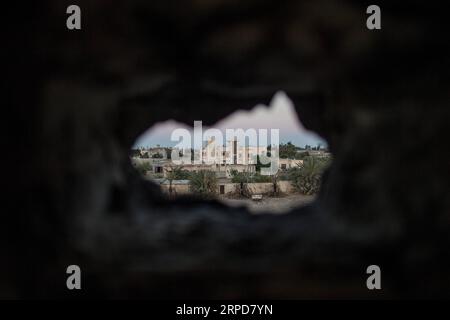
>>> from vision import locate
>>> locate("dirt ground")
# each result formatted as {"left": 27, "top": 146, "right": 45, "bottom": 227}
{"left": 220, "top": 194, "right": 316, "bottom": 214}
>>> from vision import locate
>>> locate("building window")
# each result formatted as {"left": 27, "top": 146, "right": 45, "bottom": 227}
{"left": 219, "top": 185, "right": 225, "bottom": 195}
{"left": 281, "top": 164, "right": 287, "bottom": 170}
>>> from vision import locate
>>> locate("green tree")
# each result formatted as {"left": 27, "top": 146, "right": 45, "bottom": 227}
{"left": 288, "top": 156, "right": 330, "bottom": 195}
{"left": 189, "top": 170, "right": 217, "bottom": 198}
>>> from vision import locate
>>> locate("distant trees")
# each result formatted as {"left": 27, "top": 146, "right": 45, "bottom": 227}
{"left": 279, "top": 142, "right": 299, "bottom": 159}
{"left": 279, "top": 142, "right": 325, "bottom": 159}
{"left": 304, "top": 144, "right": 323, "bottom": 151}
{"left": 288, "top": 156, "right": 330, "bottom": 195}
{"left": 189, "top": 170, "right": 217, "bottom": 197}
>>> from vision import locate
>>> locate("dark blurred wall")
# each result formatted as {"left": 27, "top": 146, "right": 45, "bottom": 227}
{"left": 2, "top": 0, "right": 450, "bottom": 298}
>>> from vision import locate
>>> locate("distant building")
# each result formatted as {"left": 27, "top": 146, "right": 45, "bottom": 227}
{"left": 202, "top": 138, "right": 268, "bottom": 165}
{"left": 307, "top": 150, "right": 331, "bottom": 158}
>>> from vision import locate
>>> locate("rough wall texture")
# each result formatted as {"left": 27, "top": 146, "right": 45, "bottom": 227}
{"left": 3, "top": 0, "right": 450, "bottom": 298}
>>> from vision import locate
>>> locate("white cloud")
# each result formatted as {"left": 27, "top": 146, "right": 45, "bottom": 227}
{"left": 133, "top": 91, "right": 326, "bottom": 148}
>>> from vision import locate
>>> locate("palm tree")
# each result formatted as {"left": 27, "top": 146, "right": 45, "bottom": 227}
{"left": 164, "top": 165, "right": 188, "bottom": 196}
{"left": 271, "top": 172, "right": 280, "bottom": 196}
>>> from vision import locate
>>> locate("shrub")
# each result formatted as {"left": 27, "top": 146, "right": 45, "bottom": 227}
{"left": 133, "top": 161, "right": 152, "bottom": 174}
{"left": 252, "top": 173, "right": 272, "bottom": 183}
{"left": 230, "top": 169, "right": 252, "bottom": 183}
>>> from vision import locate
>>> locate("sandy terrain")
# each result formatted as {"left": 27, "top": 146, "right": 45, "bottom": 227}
{"left": 220, "top": 194, "right": 316, "bottom": 214}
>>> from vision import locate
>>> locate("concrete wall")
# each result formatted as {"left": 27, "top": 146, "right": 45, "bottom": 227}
{"left": 246, "top": 183, "right": 274, "bottom": 194}
{"left": 159, "top": 181, "right": 296, "bottom": 196}
{"left": 160, "top": 184, "right": 190, "bottom": 195}
{"left": 216, "top": 181, "right": 296, "bottom": 196}
{"left": 278, "top": 181, "right": 295, "bottom": 194}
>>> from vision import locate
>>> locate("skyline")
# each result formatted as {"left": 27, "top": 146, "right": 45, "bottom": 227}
{"left": 133, "top": 91, "right": 327, "bottom": 149}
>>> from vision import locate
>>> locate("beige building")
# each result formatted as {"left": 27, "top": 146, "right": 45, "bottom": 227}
{"left": 202, "top": 138, "right": 268, "bottom": 165}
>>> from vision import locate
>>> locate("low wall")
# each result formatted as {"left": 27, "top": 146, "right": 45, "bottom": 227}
{"left": 278, "top": 181, "right": 295, "bottom": 194}
{"left": 160, "top": 184, "right": 190, "bottom": 195}
{"left": 217, "top": 181, "right": 296, "bottom": 195}
{"left": 246, "top": 183, "right": 273, "bottom": 194}
{"left": 160, "top": 181, "right": 297, "bottom": 196}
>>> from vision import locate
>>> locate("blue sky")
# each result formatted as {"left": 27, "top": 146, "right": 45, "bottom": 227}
{"left": 133, "top": 91, "right": 326, "bottom": 148}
